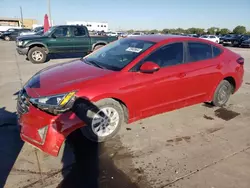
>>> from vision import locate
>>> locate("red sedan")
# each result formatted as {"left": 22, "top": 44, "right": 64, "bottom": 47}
{"left": 17, "top": 35, "right": 244, "bottom": 156}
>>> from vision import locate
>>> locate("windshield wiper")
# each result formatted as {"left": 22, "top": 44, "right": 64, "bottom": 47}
{"left": 81, "top": 58, "right": 106, "bottom": 69}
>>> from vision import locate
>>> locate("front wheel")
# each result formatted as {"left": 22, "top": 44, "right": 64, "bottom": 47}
{"left": 76, "top": 99, "right": 124, "bottom": 142}
{"left": 4, "top": 36, "right": 10, "bottom": 41}
{"left": 212, "top": 80, "right": 233, "bottom": 107}
{"left": 93, "top": 44, "right": 105, "bottom": 51}
{"left": 27, "top": 47, "right": 47, "bottom": 64}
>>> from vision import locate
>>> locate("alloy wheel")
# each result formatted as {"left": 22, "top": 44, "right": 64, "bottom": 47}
{"left": 31, "top": 51, "right": 43, "bottom": 61}
{"left": 91, "top": 107, "right": 120, "bottom": 137}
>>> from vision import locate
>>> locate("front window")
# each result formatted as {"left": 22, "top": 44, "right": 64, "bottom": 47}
{"left": 83, "top": 38, "right": 155, "bottom": 71}
{"left": 142, "top": 42, "right": 184, "bottom": 67}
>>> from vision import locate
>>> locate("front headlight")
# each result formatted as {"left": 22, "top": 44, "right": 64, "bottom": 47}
{"left": 17, "top": 40, "right": 23, "bottom": 46}
{"left": 30, "top": 91, "right": 76, "bottom": 115}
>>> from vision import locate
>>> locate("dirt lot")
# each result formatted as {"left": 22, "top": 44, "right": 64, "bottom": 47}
{"left": 0, "top": 41, "right": 250, "bottom": 188}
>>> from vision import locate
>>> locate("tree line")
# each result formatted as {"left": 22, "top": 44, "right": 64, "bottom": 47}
{"left": 127, "top": 25, "right": 250, "bottom": 35}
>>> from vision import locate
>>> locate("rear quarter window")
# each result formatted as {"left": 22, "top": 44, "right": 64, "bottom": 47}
{"left": 212, "top": 46, "right": 222, "bottom": 57}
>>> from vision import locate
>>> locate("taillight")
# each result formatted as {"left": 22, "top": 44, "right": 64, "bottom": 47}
{"left": 237, "top": 57, "right": 244, "bottom": 65}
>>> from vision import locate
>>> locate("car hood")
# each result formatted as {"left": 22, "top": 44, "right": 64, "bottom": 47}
{"left": 17, "top": 35, "right": 45, "bottom": 40}
{"left": 21, "top": 32, "right": 36, "bottom": 35}
{"left": 24, "top": 59, "right": 114, "bottom": 97}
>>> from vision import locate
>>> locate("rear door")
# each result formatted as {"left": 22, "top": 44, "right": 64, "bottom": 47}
{"left": 71, "top": 26, "right": 91, "bottom": 54}
{"left": 46, "top": 26, "right": 75, "bottom": 53}
{"left": 181, "top": 41, "right": 222, "bottom": 105}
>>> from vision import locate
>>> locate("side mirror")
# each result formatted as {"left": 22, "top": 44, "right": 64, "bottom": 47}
{"left": 139, "top": 61, "right": 160, "bottom": 73}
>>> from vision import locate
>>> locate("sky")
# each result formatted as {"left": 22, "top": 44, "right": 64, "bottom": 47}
{"left": 0, "top": 0, "right": 249, "bottom": 31}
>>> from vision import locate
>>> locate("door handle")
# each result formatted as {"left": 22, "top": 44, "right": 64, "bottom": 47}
{"left": 178, "top": 72, "right": 186, "bottom": 78}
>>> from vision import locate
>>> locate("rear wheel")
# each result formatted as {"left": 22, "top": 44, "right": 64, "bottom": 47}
{"left": 212, "top": 80, "right": 233, "bottom": 107}
{"left": 75, "top": 99, "right": 124, "bottom": 142}
{"left": 28, "top": 47, "right": 47, "bottom": 64}
{"left": 232, "top": 40, "right": 239, "bottom": 47}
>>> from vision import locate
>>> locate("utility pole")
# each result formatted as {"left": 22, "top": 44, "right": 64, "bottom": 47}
{"left": 48, "top": 0, "right": 52, "bottom": 26}
{"left": 20, "top": 6, "right": 23, "bottom": 27}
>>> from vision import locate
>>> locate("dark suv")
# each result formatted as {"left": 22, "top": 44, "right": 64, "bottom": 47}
{"left": 234, "top": 35, "right": 250, "bottom": 47}
{"left": 0, "top": 28, "right": 31, "bottom": 41}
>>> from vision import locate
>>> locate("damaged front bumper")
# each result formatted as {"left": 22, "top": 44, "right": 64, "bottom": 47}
{"left": 18, "top": 104, "right": 85, "bottom": 157}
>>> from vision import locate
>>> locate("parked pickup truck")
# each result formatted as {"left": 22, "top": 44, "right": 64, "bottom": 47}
{"left": 16, "top": 25, "right": 118, "bottom": 64}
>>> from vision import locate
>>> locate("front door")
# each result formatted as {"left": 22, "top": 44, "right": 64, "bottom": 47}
{"left": 46, "top": 26, "right": 75, "bottom": 53}
{"left": 130, "top": 42, "right": 192, "bottom": 118}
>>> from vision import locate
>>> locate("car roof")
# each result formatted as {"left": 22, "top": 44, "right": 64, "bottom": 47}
{"left": 56, "top": 25, "right": 86, "bottom": 27}
{"left": 127, "top": 34, "right": 224, "bottom": 48}
{"left": 127, "top": 34, "right": 197, "bottom": 43}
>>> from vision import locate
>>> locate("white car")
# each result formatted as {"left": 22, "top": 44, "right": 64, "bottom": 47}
{"left": 200, "top": 35, "right": 220, "bottom": 43}
{"left": 127, "top": 32, "right": 144, "bottom": 37}
{"left": 106, "top": 32, "right": 118, "bottom": 37}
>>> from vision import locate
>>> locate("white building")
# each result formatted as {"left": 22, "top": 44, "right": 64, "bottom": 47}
{"left": 66, "top": 21, "right": 108, "bottom": 32}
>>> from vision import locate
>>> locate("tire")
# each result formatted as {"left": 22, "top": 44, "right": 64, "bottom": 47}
{"left": 93, "top": 44, "right": 105, "bottom": 51}
{"left": 4, "top": 36, "right": 10, "bottom": 41}
{"left": 75, "top": 99, "right": 124, "bottom": 142}
{"left": 232, "top": 40, "right": 239, "bottom": 47}
{"left": 27, "top": 47, "right": 47, "bottom": 64}
{"left": 212, "top": 80, "right": 233, "bottom": 107}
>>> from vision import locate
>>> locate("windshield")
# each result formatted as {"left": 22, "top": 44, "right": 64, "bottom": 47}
{"left": 35, "top": 30, "right": 44, "bottom": 35}
{"left": 83, "top": 38, "right": 155, "bottom": 71}
{"left": 43, "top": 26, "right": 55, "bottom": 36}
{"left": 34, "top": 27, "right": 43, "bottom": 32}
{"left": 201, "top": 35, "right": 208, "bottom": 38}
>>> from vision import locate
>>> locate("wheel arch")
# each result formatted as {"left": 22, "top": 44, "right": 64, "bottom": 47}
{"left": 27, "top": 43, "right": 49, "bottom": 53}
{"left": 80, "top": 95, "right": 130, "bottom": 124}
{"left": 111, "top": 97, "right": 129, "bottom": 124}
{"left": 207, "top": 75, "right": 237, "bottom": 102}
{"left": 91, "top": 41, "right": 107, "bottom": 51}
{"left": 223, "top": 76, "right": 236, "bottom": 93}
